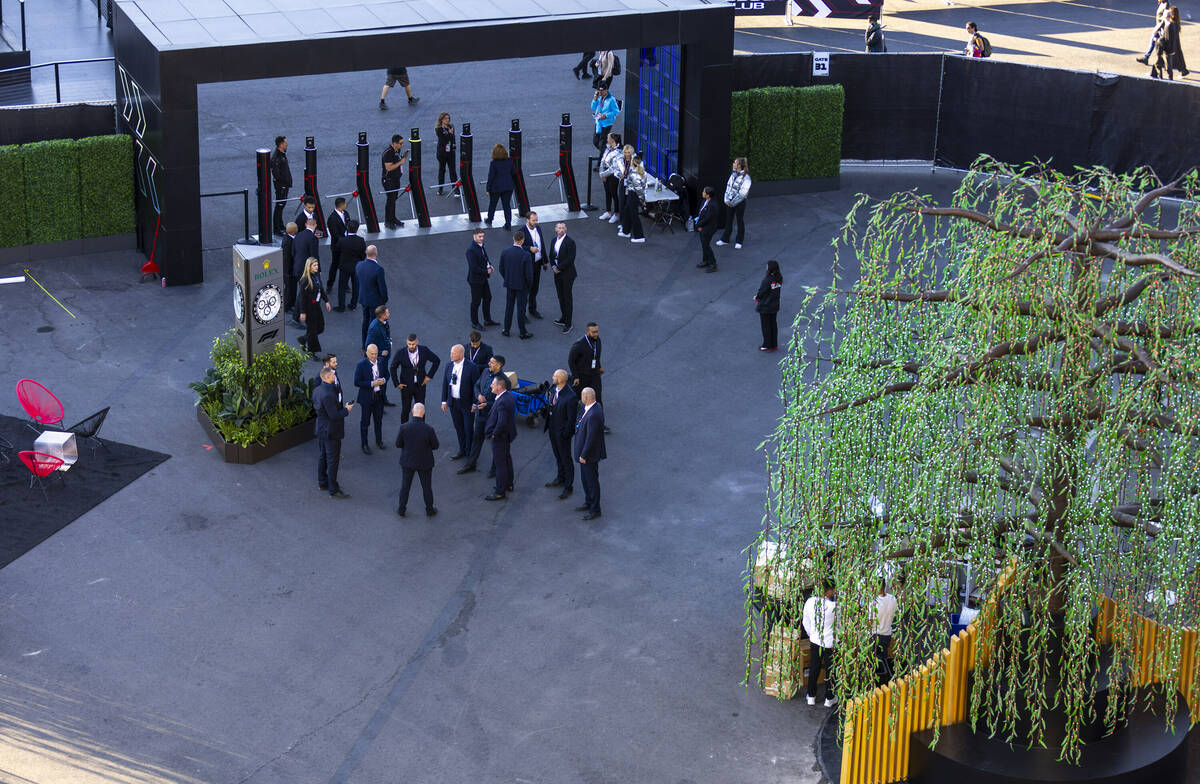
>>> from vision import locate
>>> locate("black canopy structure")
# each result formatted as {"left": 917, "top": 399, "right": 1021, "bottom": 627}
{"left": 110, "top": 0, "right": 734, "bottom": 285}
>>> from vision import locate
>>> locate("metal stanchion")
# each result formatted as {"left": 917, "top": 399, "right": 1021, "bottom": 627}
{"left": 408, "top": 127, "right": 432, "bottom": 228}
{"left": 302, "top": 136, "right": 326, "bottom": 235}
{"left": 559, "top": 113, "right": 582, "bottom": 212}
{"left": 509, "top": 119, "right": 530, "bottom": 218}
{"left": 459, "top": 123, "right": 481, "bottom": 222}
{"left": 255, "top": 148, "right": 272, "bottom": 243}
{"left": 583, "top": 155, "right": 599, "bottom": 211}
{"left": 356, "top": 132, "right": 380, "bottom": 233}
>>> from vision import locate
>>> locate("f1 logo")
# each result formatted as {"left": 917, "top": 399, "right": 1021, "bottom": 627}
{"left": 256, "top": 329, "right": 279, "bottom": 344}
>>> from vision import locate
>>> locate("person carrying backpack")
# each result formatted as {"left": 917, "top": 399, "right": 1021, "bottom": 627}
{"left": 865, "top": 14, "right": 886, "bottom": 53}
{"left": 964, "top": 22, "right": 992, "bottom": 57}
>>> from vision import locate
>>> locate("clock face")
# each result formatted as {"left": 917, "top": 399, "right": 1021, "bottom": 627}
{"left": 253, "top": 284, "right": 282, "bottom": 325}
{"left": 233, "top": 282, "right": 245, "bottom": 323}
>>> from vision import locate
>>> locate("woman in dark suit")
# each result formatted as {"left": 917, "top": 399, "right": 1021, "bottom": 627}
{"left": 298, "top": 256, "right": 332, "bottom": 358}
{"left": 755, "top": 259, "right": 782, "bottom": 352}
{"left": 485, "top": 143, "right": 516, "bottom": 230}
{"left": 435, "top": 112, "right": 458, "bottom": 196}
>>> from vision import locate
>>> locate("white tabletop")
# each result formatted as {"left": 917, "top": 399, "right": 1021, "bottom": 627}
{"left": 643, "top": 175, "right": 680, "bottom": 204}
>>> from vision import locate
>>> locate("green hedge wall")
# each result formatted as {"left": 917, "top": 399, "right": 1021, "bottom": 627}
{"left": 0, "top": 134, "right": 133, "bottom": 249}
{"left": 24, "top": 139, "right": 81, "bottom": 244}
{"left": 79, "top": 135, "right": 136, "bottom": 238}
{"left": 0, "top": 146, "right": 25, "bottom": 248}
{"left": 730, "top": 85, "right": 845, "bottom": 182}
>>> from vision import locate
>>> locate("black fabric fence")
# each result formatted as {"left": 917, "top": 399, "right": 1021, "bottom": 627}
{"left": 734, "top": 52, "right": 1200, "bottom": 181}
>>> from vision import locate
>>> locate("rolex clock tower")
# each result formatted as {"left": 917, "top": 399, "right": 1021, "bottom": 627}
{"left": 232, "top": 244, "right": 286, "bottom": 366}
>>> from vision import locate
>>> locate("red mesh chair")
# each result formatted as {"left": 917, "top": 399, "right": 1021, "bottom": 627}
{"left": 18, "top": 450, "right": 65, "bottom": 499}
{"left": 16, "top": 379, "right": 65, "bottom": 432}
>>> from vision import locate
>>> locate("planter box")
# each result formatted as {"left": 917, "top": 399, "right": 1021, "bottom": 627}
{"left": 0, "top": 232, "right": 136, "bottom": 263}
{"left": 197, "top": 405, "right": 315, "bottom": 464}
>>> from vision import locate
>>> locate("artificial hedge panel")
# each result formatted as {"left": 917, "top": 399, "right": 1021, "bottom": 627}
{"left": 730, "top": 90, "right": 749, "bottom": 161}
{"left": 0, "top": 146, "right": 26, "bottom": 248}
{"left": 78, "top": 135, "right": 135, "bottom": 238}
{"left": 24, "top": 139, "right": 81, "bottom": 244}
{"left": 747, "top": 87, "right": 798, "bottom": 181}
{"left": 794, "top": 84, "right": 844, "bottom": 179}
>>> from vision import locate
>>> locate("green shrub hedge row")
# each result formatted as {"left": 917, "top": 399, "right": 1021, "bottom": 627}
{"left": 0, "top": 134, "right": 134, "bottom": 248}
{"left": 731, "top": 85, "right": 845, "bottom": 181}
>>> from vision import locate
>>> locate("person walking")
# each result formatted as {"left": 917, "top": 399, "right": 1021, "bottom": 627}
{"left": 573, "top": 387, "right": 605, "bottom": 520}
{"left": 717, "top": 157, "right": 752, "bottom": 249}
{"left": 435, "top": 113, "right": 458, "bottom": 196}
{"left": 617, "top": 155, "right": 647, "bottom": 243}
{"left": 1169, "top": 6, "right": 1189, "bottom": 75}
{"left": 381, "top": 135, "right": 410, "bottom": 230}
{"left": 1138, "top": 0, "right": 1172, "bottom": 65}
{"left": 354, "top": 343, "right": 388, "bottom": 454}
{"left": 802, "top": 581, "right": 839, "bottom": 708}
{"left": 379, "top": 67, "right": 418, "bottom": 109}
{"left": 483, "top": 375, "right": 517, "bottom": 500}
{"left": 389, "top": 334, "right": 441, "bottom": 424}
{"left": 695, "top": 186, "right": 718, "bottom": 273}
{"left": 572, "top": 51, "right": 595, "bottom": 81}
{"left": 297, "top": 257, "right": 331, "bottom": 358}
{"left": 544, "top": 369, "right": 578, "bottom": 499}
{"left": 485, "top": 144, "right": 517, "bottom": 230}
{"left": 1152, "top": 7, "right": 1184, "bottom": 78}
{"left": 591, "top": 50, "right": 617, "bottom": 90}
{"left": 590, "top": 85, "right": 621, "bottom": 154}
{"left": 597, "top": 133, "right": 623, "bottom": 222}
{"left": 963, "top": 22, "right": 989, "bottom": 57}
{"left": 335, "top": 219, "right": 365, "bottom": 311}
{"left": 755, "top": 260, "right": 783, "bottom": 352}
{"left": 499, "top": 230, "right": 534, "bottom": 339}
{"left": 466, "top": 228, "right": 498, "bottom": 330}
{"left": 394, "top": 403, "right": 439, "bottom": 517}
{"left": 441, "top": 344, "right": 480, "bottom": 460}
{"left": 872, "top": 580, "right": 899, "bottom": 686}
{"left": 548, "top": 222, "right": 577, "bottom": 334}
{"left": 865, "top": 14, "right": 886, "bottom": 52}
{"left": 356, "top": 245, "right": 388, "bottom": 348}
{"left": 314, "top": 366, "right": 353, "bottom": 499}
{"left": 458, "top": 353, "right": 505, "bottom": 476}
{"left": 269, "top": 136, "right": 292, "bottom": 235}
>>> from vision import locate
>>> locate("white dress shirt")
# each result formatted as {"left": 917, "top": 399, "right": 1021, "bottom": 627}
{"left": 450, "top": 359, "right": 465, "bottom": 399}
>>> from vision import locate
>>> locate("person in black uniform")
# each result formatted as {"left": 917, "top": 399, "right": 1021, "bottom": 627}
{"left": 458, "top": 353, "right": 504, "bottom": 476}
{"left": 440, "top": 344, "right": 480, "bottom": 460}
{"left": 389, "top": 334, "right": 441, "bottom": 424}
{"left": 467, "top": 330, "right": 493, "bottom": 370}
{"left": 521, "top": 211, "right": 547, "bottom": 320}
{"left": 395, "top": 403, "right": 439, "bottom": 517}
{"left": 569, "top": 322, "right": 609, "bottom": 432}
{"left": 382, "top": 134, "right": 410, "bottom": 229}
{"left": 292, "top": 218, "right": 319, "bottom": 322}
{"left": 270, "top": 136, "right": 291, "bottom": 234}
{"left": 435, "top": 112, "right": 458, "bottom": 196}
{"left": 335, "top": 219, "right": 365, "bottom": 311}
{"left": 548, "top": 222, "right": 577, "bottom": 334}
{"left": 314, "top": 366, "right": 354, "bottom": 498}
{"left": 466, "top": 228, "right": 497, "bottom": 330}
{"left": 297, "top": 257, "right": 331, "bottom": 357}
{"left": 326, "top": 196, "right": 349, "bottom": 298}
{"left": 543, "top": 369, "right": 578, "bottom": 499}
{"left": 695, "top": 186, "right": 719, "bottom": 273}
{"left": 281, "top": 221, "right": 299, "bottom": 315}
{"left": 755, "top": 259, "right": 783, "bottom": 352}
{"left": 294, "top": 196, "right": 318, "bottom": 237}
{"left": 483, "top": 375, "right": 517, "bottom": 500}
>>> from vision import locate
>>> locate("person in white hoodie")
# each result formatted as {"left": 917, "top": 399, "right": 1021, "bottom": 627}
{"left": 802, "top": 580, "right": 838, "bottom": 707}
{"left": 716, "top": 157, "right": 752, "bottom": 249}
{"left": 871, "top": 580, "right": 899, "bottom": 686}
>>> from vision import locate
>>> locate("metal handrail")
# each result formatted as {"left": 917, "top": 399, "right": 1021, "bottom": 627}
{"left": 0, "top": 57, "right": 116, "bottom": 104}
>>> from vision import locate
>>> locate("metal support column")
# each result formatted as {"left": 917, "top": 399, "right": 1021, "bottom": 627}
{"left": 355, "top": 132, "right": 380, "bottom": 233}
{"left": 302, "top": 136, "right": 326, "bottom": 234}
{"left": 559, "top": 113, "right": 582, "bottom": 212}
{"left": 255, "top": 148, "right": 272, "bottom": 243}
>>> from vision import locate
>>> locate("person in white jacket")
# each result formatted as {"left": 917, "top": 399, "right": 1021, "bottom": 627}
{"left": 801, "top": 580, "right": 838, "bottom": 707}
{"left": 717, "top": 157, "right": 752, "bottom": 249}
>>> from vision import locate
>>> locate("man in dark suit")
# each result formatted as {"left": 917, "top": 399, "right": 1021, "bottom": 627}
{"left": 314, "top": 366, "right": 354, "bottom": 498}
{"left": 695, "top": 185, "right": 719, "bottom": 273}
{"left": 270, "top": 136, "right": 292, "bottom": 235}
{"left": 326, "top": 196, "right": 349, "bottom": 298}
{"left": 390, "top": 333, "right": 441, "bottom": 424}
{"left": 394, "top": 402, "right": 439, "bottom": 517}
{"left": 356, "top": 244, "right": 388, "bottom": 347}
{"left": 458, "top": 353, "right": 505, "bottom": 476}
{"left": 354, "top": 343, "right": 388, "bottom": 454}
{"left": 281, "top": 221, "right": 299, "bottom": 316}
{"left": 569, "top": 322, "right": 607, "bottom": 427}
{"left": 499, "top": 230, "right": 534, "bottom": 339}
{"left": 520, "top": 211, "right": 547, "bottom": 320}
{"left": 548, "top": 222, "right": 578, "bottom": 334}
{"left": 466, "top": 228, "right": 497, "bottom": 330}
{"left": 441, "top": 343, "right": 480, "bottom": 459}
{"left": 467, "top": 330, "right": 493, "bottom": 370}
{"left": 544, "top": 369, "right": 578, "bottom": 499}
{"left": 336, "top": 219, "right": 366, "bottom": 311}
{"left": 573, "top": 386, "right": 606, "bottom": 519}
{"left": 294, "top": 196, "right": 317, "bottom": 232}
{"left": 365, "top": 305, "right": 395, "bottom": 408}
{"left": 292, "top": 218, "right": 319, "bottom": 320}
{"left": 483, "top": 375, "right": 517, "bottom": 500}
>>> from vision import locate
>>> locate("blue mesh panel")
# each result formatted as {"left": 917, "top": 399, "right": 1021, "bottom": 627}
{"left": 637, "top": 46, "right": 681, "bottom": 181}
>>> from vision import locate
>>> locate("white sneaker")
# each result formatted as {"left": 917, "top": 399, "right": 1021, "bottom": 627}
{"left": 806, "top": 696, "right": 816, "bottom": 706}
{"left": 734, "top": 243, "right": 742, "bottom": 249}
{"left": 715, "top": 240, "right": 727, "bottom": 246}
{"left": 824, "top": 697, "right": 838, "bottom": 708}
{"left": 617, "top": 231, "right": 631, "bottom": 238}
{"left": 630, "top": 237, "right": 645, "bottom": 243}
{"left": 598, "top": 211, "right": 611, "bottom": 220}
{"left": 608, "top": 215, "right": 619, "bottom": 224}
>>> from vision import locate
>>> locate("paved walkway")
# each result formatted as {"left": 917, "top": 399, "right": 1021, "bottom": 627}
{"left": 0, "top": 0, "right": 113, "bottom": 106}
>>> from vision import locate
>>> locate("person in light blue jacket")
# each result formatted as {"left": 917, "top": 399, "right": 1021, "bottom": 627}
{"left": 590, "top": 86, "right": 620, "bottom": 153}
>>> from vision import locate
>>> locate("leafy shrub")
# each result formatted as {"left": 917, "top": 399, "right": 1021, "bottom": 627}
{"left": 730, "top": 90, "right": 750, "bottom": 161}
{"left": 747, "top": 87, "right": 798, "bottom": 181}
{"left": 731, "top": 85, "right": 845, "bottom": 181}
{"left": 78, "top": 135, "right": 135, "bottom": 237}
{"left": 0, "top": 146, "right": 26, "bottom": 248}
{"left": 794, "top": 84, "right": 844, "bottom": 179}
{"left": 23, "top": 139, "right": 81, "bottom": 244}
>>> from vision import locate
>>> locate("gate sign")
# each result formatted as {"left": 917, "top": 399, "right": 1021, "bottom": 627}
{"left": 813, "top": 52, "right": 830, "bottom": 76}
{"left": 232, "top": 243, "right": 286, "bottom": 366}
{"left": 729, "top": 0, "right": 881, "bottom": 18}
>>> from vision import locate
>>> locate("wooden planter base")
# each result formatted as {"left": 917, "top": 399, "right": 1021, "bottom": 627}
{"left": 197, "top": 406, "right": 315, "bottom": 464}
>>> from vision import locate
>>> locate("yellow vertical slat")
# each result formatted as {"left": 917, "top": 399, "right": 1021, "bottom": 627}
{"left": 840, "top": 698, "right": 855, "bottom": 784}
{"left": 854, "top": 697, "right": 867, "bottom": 784}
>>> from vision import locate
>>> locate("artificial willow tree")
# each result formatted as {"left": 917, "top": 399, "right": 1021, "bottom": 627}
{"left": 748, "top": 159, "right": 1200, "bottom": 762}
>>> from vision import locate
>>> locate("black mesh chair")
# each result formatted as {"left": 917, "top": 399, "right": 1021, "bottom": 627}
{"left": 66, "top": 407, "right": 110, "bottom": 453}
{"left": 0, "top": 434, "right": 12, "bottom": 465}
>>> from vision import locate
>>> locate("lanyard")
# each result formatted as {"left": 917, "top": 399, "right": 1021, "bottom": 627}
{"left": 470, "top": 345, "right": 480, "bottom": 362}
{"left": 585, "top": 336, "right": 597, "bottom": 358}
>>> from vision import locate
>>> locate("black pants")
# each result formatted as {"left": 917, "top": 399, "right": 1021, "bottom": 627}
{"left": 720, "top": 201, "right": 747, "bottom": 244}
{"left": 620, "top": 194, "right": 644, "bottom": 239}
{"left": 875, "top": 634, "right": 893, "bottom": 686}
{"left": 337, "top": 265, "right": 358, "bottom": 309}
{"left": 549, "top": 431, "right": 574, "bottom": 489}
{"left": 593, "top": 125, "right": 612, "bottom": 153}
{"left": 466, "top": 409, "right": 491, "bottom": 470}
{"left": 361, "top": 305, "right": 376, "bottom": 348}
{"left": 273, "top": 185, "right": 289, "bottom": 234}
{"left": 398, "top": 466, "right": 434, "bottom": 513}
{"left": 317, "top": 435, "right": 342, "bottom": 492}
{"left": 574, "top": 51, "right": 595, "bottom": 73}
{"left": 603, "top": 176, "right": 620, "bottom": 213}
{"left": 301, "top": 306, "right": 324, "bottom": 353}
{"left": 400, "top": 383, "right": 427, "bottom": 423}
{"left": 575, "top": 375, "right": 602, "bottom": 405}
{"left": 284, "top": 268, "right": 297, "bottom": 312}
{"left": 504, "top": 288, "right": 528, "bottom": 333}
{"left": 359, "top": 395, "right": 383, "bottom": 446}
{"left": 437, "top": 154, "right": 455, "bottom": 187}
{"left": 470, "top": 281, "right": 493, "bottom": 326}
{"left": 579, "top": 459, "right": 600, "bottom": 512}
{"left": 487, "top": 190, "right": 513, "bottom": 228}
{"left": 491, "top": 437, "right": 513, "bottom": 494}
{"left": 554, "top": 274, "right": 574, "bottom": 326}
{"left": 384, "top": 186, "right": 400, "bottom": 225}
{"left": 806, "top": 643, "right": 836, "bottom": 701}
{"left": 699, "top": 228, "right": 717, "bottom": 267}
{"left": 759, "top": 311, "right": 778, "bottom": 349}
{"left": 447, "top": 398, "right": 472, "bottom": 455}
{"left": 528, "top": 263, "right": 542, "bottom": 314}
